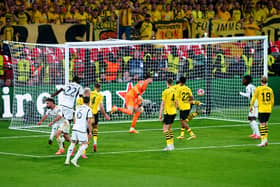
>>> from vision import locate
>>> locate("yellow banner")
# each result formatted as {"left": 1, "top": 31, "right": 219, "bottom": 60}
{"left": 155, "top": 21, "right": 183, "bottom": 39}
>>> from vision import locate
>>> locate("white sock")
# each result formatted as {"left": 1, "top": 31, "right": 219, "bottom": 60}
{"left": 249, "top": 121, "right": 255, "bottom": 134}
{"left": 56, "top": 136, "right": 63, "bottom": 149}
{"left": 65, "top": 143, "right": 75, "bottom": 163}
{"left": 61, "top": 136, "right": 65, "bottom": 144}
{"left": 49, "top": 127, "right": 56, "bottom": 140}
{"left": 73, "top": 144, "right": 88, "bottom": 162}
{"left": 252, "top": 120, "right": 260, "bottom": 136}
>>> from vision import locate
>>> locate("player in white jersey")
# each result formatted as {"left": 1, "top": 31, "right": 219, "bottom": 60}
{"left": 239, "top": 75, "right": 260, "bottom": 139}
{"left": 50, "top": 76, "right": 83, "bottom": 122}
{"left": 37, "top": 98, "right": 71, "bottom": 155}
{"left": 65, "top": 96, "right": 93, "bottom": 167}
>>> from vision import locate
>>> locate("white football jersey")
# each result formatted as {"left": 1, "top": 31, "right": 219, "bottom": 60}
{"left": 240, "top": 83, "right": 257, "bottom": 107}
{"left": 60, "top": 82, "right": 83, "bottom": 109}
{"left": 45, "top": 105, "right": 64, "bottom": 125}
{"left": 73, "top": 105, "right": 93, "bottom": 133}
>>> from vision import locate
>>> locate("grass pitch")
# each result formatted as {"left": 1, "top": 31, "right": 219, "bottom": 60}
{"left": 0, "top": 107, "right": 280, "bottom": 187}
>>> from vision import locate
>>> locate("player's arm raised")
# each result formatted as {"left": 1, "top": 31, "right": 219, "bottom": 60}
{"left": 37, "top": 115, "right": 48, "bottom": 125}
{"left": 48, "top": 114, "right": 62, "bottom": 127}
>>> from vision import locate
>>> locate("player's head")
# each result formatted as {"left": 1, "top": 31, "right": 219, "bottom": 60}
{"left": 242, "top": 75, "right": 252, "bottom": 86}
{"left": 94, "top": 82, "right": 101, "bottom": 91}
{"left": 144, "top": 73, "right": 153, "bottom": 84}
{"left": 176, "top": 80, "right": 180, "bottom": 85}
{"left": 72, "top": 76, "right": 81, "bottom": 84}
{"left": 83, "top": 87, "right": 91, "bottom": 97}
{"left": 83, "top": 96, "right": 90, "bottom": 104}
{"left": 166, "top": 78, "right": 173, "bottom": 87}
{"left": 261, "top": 76, "right": 268, "bottom": 85}
{"left": 45, "top": 97, "right": 55, "bottom": 109}
{"left": 179, "top": 76, "right": 186, "bottom": 85}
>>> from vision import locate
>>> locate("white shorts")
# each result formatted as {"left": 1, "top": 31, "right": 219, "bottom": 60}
{"left": 248, "top": 106, "right": 258, "bottom": 118}
{"left": 58, "top": 120, "right": 70, "bottom": 134}
{"left": 52, "top": 123, "right": 60, "bottom": 130}
{"left": 71, "top": 130, "right": 88, "bottom": 144}
{"left": 61, "top": 106, "right": 74, "bottom": 121}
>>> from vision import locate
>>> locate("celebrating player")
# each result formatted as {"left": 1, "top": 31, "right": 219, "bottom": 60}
{"left": 239, "top": 75, "right": 260, "bottom": 139}
{"left": 176, "top": 77, "right": 197, "bottom": 140}
{"left": 37, "top": 98, "right": 71, "bottom": 155}
{"left": 65, "top": 96, "right": 93, "bottom": 167}
{"left": 159, "top": 78, "right": 177, "bottom": 151}
{"left": 50, "top": 76, "right": 83, "bottom": 123}
{"left": 250, "top": 76, "right": 274, "bottom": 147}
{"left": 111, "top": 74, "right": 153, "bottom": 133}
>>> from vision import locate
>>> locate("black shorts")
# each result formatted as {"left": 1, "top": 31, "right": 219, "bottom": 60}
{"left": 180, "top": 110, "right": 190, "bottom": 120}
{"left": 163, "top": 114, "right": 176, "bottom": 125}
{"left": 258, "top": 113, "right": 271, "bottom": 123}
{"left": 93, "top": 113, "right": 99, "bottom": 125}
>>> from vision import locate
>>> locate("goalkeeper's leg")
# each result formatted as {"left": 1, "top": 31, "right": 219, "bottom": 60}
{"left": 111, "top": 95, "right": 135, "bottom": 115}
{"left": 129, "top": 100, "right": 143, "bottom": 134}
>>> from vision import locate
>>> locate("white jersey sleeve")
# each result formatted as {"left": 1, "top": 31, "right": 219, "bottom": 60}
{"left": 73, "top": 105, "right": 93, "bottom": 133}
{"left": 60, "top": 82, "right": 83, "bottom": 109}
{"left": 240, "top": 84, "right": 255, "bottom": 100}
{"left": 45, "top": 106, "right": 64, "bottom": 125}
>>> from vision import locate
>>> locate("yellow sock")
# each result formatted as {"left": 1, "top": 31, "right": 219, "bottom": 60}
{"left": 187, "top": 128, "right": 194, "bottom": 136}
{"left": 264, "top": 126, "right": 268, "bottom": 141}
{"left": 93, "top": 129, "right": 98, "bottom": 144}
{"left": 260, "top": 126, "right": 266, "bottom": 142}
{"left": 186, "top": 112, "right": 199, "bottom": 122}
{"left": 164, "top": 131, "right": 171, "bottom": 146}
{"left": 180, "top": 128, "right": 185, "bottom": 137}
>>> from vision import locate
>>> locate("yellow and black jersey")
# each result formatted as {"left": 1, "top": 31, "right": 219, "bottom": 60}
{"left": 177, "top": 85, "right": 193, "bottom": 111}
{"left": 250, "top": 85, "right": 274, "bottom": 113}
{"left": 162, "top": 87, "right": 177, "bottom": 115}
{"left": 90, "top": 90, "right": 103, "bottom": 115}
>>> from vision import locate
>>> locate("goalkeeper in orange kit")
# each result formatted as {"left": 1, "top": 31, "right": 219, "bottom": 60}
{"left": 111, "top": 74, "right": 153, "bottom": 133}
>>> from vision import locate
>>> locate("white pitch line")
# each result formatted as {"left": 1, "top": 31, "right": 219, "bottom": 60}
{"left": 2, "top": 122, "right": 280, "bottom": 139}
{"left": 1, "top": 142, "right": 280, "bottom": 158}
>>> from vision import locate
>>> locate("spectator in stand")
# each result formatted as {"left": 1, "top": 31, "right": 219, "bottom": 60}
{"left": 105, "top": 4, "right": 117, "bottom": 22}
{"left": 0, "top": 18, "right": 16, "bottom": 55}
{"left": 5, "top": 6, "right": 18, "bottom": 25}
{"left": 184, "top": 4, "right": 193, "bottom": 20}
{"left": 118, "top": 1, "right": 134, "bottom": 40}
{"left": 40, "top": 5, "right": 50, "bottom": 24}
{"left": 140, "top": 14, "right": 153, "bottom": 40}
{"left": 118, "top": 71, "right": 132, "bottom": 82}
{"left": 76, "top": 4, "right": 89, "bottom": 24}
{"left": 64, "top": 6, "right": 78, "bottom": 23}
{"left": 50, "top": 5, "right": 63, "bottom": 24}
{"left": 128, "top": 50, "right": 144, "bottom": 79}
{"left": 217, "top": 4, "right": 231, "bottom": 21}
{"left": 30, "top": 3, "right": 41, "bottom": 24}
{"left": 205, "top": 4, "right": 215, "bottom": 19}
{"left": 154, "top": 48, "right": 167, "bottom": 81}
{"left": 151, "top": 3, "right": 161, "bottom": 22}
{"left": 243, "top": 6, "right": 254, "bottom": 23}
{"left": 231, "top": 2, "right": 243, "bottom": 21}
{"left": 91, "top": 8, "right": 102, "bottom": 24}
{"left": 242, "top": 16, "right": 261, "bottom": 36}
{"left": 162, "top": 4, "right": 174, "bottom": 21}
{"left": 192, "top": 4, "right": 203, "bottom": 20}
{"left": 253, "top": 2, "right": 267, "bottom": 24}
{"left": 105, "top": 52, "right": 120, "bottom": 82}
{"left": 175, "top": 3, "right": 184, "bottom": 20}
{"left": 265, "top": 1, "right": 277, "bottom": 17}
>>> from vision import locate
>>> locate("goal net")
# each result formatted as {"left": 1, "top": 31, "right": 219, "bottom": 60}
{"left": 7, "top": 36, "right": 268, "bottom": 132}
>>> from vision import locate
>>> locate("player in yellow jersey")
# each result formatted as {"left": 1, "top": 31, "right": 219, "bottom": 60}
{"left": 159, "top": 78, "right": 177, "bottom": 151}
{"left": 176, "top": 77, "right": 197, "bottom": 140}
{"left": 89, "top": 83, "right": 110, "bottom": 152}
{"left": 250, "top": 76, "right": 274, "bottom": 147}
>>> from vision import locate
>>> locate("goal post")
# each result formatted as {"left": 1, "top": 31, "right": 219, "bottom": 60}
{"left": 6, "top": 36, "right": 268, "bottom": 131}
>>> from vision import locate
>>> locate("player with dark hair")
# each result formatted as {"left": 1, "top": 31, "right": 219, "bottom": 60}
{"left": 159, "top": 78, "right": 177, "bottom": 151}
{"left": 250, "top": 76, "right": 274, "bottom": 147}
{"left": 239, "top": 75, "right": 260, "bottom": 139}
{"left": 111, "top": 74, "right": 153, "bottom": 133}
{"left": 37, "top": 97, "right": 71, "bottom": 155}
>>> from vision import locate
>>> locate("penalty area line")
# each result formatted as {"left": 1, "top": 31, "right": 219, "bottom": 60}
{"left": 2, "top": 122, "right": 280, "bottom": 139}
{"left": 1, "top": 142, "right": 280, "bottom": 159}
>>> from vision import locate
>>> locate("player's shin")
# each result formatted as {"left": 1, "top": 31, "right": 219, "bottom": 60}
{"left": 186, "top": 112, "right": 198, "bottom": 122}
{"left": 56, "top": 136, "right": 63, "bottom": 149}
{"left": 65, "top": 142, "right": 75, "bottom": 164}
{"left": 260, "top": 125, "right": 266, "bottom": 143}
{"left": 73, "top": 143, "right": 88, "bottom": 162}
{"left": 131, "top": 112, "right": 141, "bottom": 129}
{"left": 252, "top": 120, "right": 260, "bottom": 136}
{"left": 93, "top": 129, "right": 98, "bottom": 145}
{"left": 49, "top": 127, "right": 56, "bottom": 141}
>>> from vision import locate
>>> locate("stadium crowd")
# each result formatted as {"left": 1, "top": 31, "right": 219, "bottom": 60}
{"left": 0, "top": 0, "right": 279, "bottom": 86}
